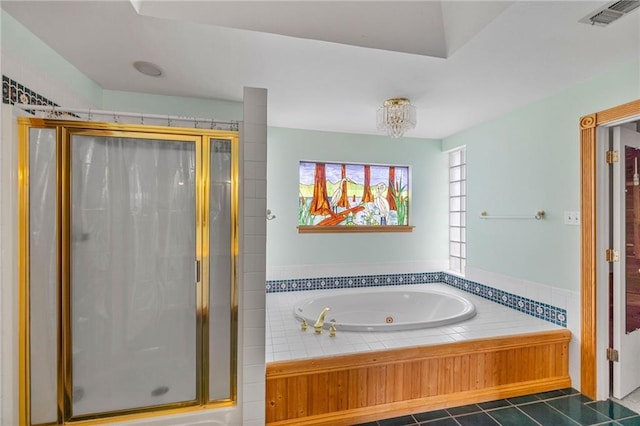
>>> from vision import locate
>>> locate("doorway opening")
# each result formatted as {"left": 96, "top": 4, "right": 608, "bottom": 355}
{"left": 601, "top": 122, "right": 640, "bottom": 410}
{"left": 580, "top": 99, "right": 640, "bottom": 405}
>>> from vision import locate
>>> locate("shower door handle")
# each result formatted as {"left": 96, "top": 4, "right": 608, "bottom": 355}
{"left": 195, "top": 260, "right": 201, "bottom": 284}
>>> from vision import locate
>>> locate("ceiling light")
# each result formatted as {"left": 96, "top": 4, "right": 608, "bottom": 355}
{"left": 133, "top": 61, "right": 163, "bottom": 77}
{"left": 376, "top": 98, "right": 416, "bottom": 138}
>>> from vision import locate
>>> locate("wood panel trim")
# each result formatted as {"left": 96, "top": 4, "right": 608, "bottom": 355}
{"left": 297, "top": 225, "right": 414, "bottom": 233}
{"left": 580, "top": 99, "right": 640, "bottom": 400}
{"left": 580, "top": 123, "right": 597, "bottom": 399}
{"left": 267, "top": 377, "right": 571, "bottom": 426}
{"left": 266, "top": 331, "right": 570, "bottom": 424}
{"left": 595, "top": 99, "right": 640, "bottom": 126}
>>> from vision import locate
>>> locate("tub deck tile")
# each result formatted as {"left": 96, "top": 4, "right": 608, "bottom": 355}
{"left": 267, "top": 283, "right": 563, "bottom": 363}
{"left": 267, "top": 283, "right": 573, "bottom": 425}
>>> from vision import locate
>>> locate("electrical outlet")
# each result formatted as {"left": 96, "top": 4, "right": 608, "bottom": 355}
{"left": 564, "top": 211, "right": 580, "bottom": 225}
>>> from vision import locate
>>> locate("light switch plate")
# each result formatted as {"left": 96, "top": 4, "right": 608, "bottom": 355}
{"left": 564, "top": 211, "right": 580, "bottom": 225}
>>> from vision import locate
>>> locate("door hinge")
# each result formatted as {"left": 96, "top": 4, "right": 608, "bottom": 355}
{"left": 605, "top": 249, "right": 620, "bottom": 262}
{"left": 607, "top": 347, "right": 619, "bottom": 362}
{"left": 606, "top": 150, "right": 619, "bottom": 164}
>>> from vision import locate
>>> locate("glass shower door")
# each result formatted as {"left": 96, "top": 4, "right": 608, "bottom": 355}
{"left": 208, "top": 138, "right": 236, "bottom": 402}
{"left": 28, "top": 128, "right": 58, "bottom": 425}
{"left": 68, "top": 133, "right": 198, "bottom": 418}
{"left": 20, "top": 118, "right": 239, "bottom": 424}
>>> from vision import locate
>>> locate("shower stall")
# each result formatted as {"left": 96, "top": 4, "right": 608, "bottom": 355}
{"left": 18, "top": 118, "right": 238, "bottom": 425}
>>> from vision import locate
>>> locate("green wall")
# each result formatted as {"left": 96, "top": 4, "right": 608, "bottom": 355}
{"left": 266, "top": 127, "right": 449, "bottom": 272}
{"left": 1, "top": 10, "right": 103, "bottom": 106}
{"left": 102, "top": 90, "right": 242, "bottom": 121}
{"left": 1, "top": 10, "right": 242, "bottom": 120}
{"left": 443, "top": 60, "right": 640, "bottom": 291}
{"left": 5, "top": 4, "right": 639, "bottom": 289}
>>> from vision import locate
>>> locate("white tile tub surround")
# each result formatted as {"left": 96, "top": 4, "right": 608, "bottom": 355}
{"left": 465, "top": 266, "right": 581, "bottom": 391}
{"left": 465, "top": 266, "right": 576, "bottom": 310}
{"left": 266, "top": 283, "right": 564, "bottom": 363}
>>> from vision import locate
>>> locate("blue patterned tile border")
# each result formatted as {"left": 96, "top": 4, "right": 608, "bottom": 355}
{"left": 266, "top": 272, "right": 442, "bottom": 293}
{"left": 265, "top": 271, "right": 567, "bottom": 327}
{"left": 2, "top": 75, "right": 79, "bottom": 118}
{"left": 3, "top": 75, "right": 58, "bottom": 109}
{"left": 440, "top": 273, "right": 566, "bottom": 327}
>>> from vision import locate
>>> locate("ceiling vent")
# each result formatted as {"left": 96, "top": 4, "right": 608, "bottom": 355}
{"left": 580, "top": 0, "right": 640, "bottom": 26}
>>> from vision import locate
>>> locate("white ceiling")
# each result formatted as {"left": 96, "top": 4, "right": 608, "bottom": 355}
{"left": 2, "top": 1, "right": 639, "bottom": 139}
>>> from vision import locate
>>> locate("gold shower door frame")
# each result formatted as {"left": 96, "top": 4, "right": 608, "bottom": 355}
{"left": 17, "top": 118, "right": 239, "bottom": 425}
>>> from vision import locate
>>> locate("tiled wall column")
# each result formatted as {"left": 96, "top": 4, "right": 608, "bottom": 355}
{"left": 240, "top": 87, "right": 267, "bottom": 426}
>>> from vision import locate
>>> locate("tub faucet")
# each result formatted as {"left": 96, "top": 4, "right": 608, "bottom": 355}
{"left": 314, "top": 307, "right": 331, "bottom": 334}
{"left": 329, "top": 320, "right": 337, "bottom": 337}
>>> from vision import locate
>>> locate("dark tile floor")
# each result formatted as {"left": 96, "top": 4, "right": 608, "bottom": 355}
{"left": 354, "top": 388, "right": 640, "bottom": 426}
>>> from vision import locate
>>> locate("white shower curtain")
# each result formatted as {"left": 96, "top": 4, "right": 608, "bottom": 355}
{"left": 208, "top": 139, "right": 233, "bottom": 400}
{"left": 29, "top": 128, "right": 58, "bottom": 424}
{"left": 70, "top": 135, "right": 197, "bottom": 415}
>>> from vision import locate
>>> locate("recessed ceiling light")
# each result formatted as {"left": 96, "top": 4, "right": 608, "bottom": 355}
{"left": 133, "top": 61, "right": 163, "bottom": 77}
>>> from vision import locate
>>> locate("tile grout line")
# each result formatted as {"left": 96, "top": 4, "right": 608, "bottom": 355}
{"left": 580, "top": 398, "right": 628, "bottom": 424}
{"left": 371, "top": 390, "right": 640, "bottom": 426}
{"left": 584, "top": 399, "right": 640, "bottom": 423}
{"left": 541, "top": 399, "right": 590, "bottom": 426}
{"left": 482, "top": 403, "right": 544, "bottom": 426}
{"left": 514, "top": 405, "right": 544, "bottom": 426}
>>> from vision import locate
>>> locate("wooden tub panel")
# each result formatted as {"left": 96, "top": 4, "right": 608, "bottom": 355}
{"left": 266, "top": 330, "right": 571, "bottom": 425}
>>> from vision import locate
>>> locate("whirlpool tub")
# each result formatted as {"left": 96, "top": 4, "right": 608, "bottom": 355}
{"left": 293, "top": 288, "right": 476, "bottom": 331}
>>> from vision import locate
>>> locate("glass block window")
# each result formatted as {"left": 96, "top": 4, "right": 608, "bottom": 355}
{"left": 449, "top": 149, "right": 466, "bottom": 274}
